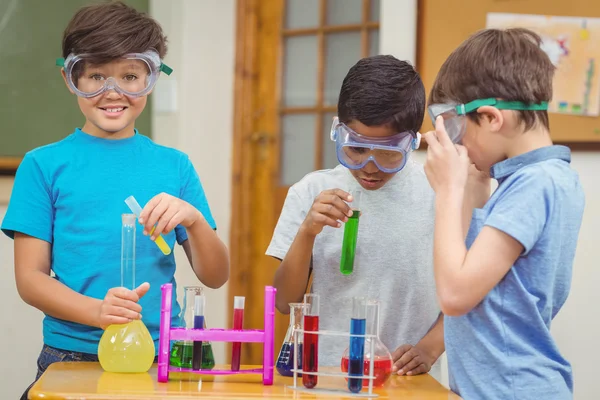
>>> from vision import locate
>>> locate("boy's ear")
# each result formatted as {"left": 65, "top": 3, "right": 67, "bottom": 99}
{"left": 60, "top": 68, "right": 75, "bottom": 95}
{"left": 476, "top": 105, "right": 504, "bottom": 133}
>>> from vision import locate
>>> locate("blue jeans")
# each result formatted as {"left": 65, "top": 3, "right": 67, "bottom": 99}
{"left": 21, "top": 344, "right": 100, "bottom": 400}
{"left": 20, "top": 344, "right": 158, "bottom": 400}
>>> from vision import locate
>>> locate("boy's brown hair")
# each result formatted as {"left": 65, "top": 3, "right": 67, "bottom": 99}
{"left": 429, "top": 28, "right": 555, "bottom": 131}
{"left": 62, "top": 1, "right": 167, "bottom": 64}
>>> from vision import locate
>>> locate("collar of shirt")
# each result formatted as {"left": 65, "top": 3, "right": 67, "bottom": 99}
{"left": 490, "top": 145, "right": 571, "bottom": 181}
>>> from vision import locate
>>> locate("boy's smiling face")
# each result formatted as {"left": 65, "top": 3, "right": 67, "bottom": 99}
{"left": 345, "top": 120, "right": 403, "bottom": 190}
{"left": 62, "top": 58, "right": 149, "bottom": 139}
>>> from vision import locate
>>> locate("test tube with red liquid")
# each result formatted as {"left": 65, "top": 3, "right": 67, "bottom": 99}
{"left": 231, "top": 296, "right": 245, "bottom": 371}
{"left": 302, "top": 293, "right": 319, "bottom": 389}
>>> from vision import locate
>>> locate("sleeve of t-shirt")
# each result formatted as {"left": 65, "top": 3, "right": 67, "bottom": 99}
{"left": 174, "top": 155, "right": 217, "bottom": 245}
{"left": 265, "top": 186, "right": 309, "bottom": 260}
{"left": 1, "top": 153, "right": 54, "bottom": 242}
{"left": 483, "top": 171, "right": 552, "bottom": 256}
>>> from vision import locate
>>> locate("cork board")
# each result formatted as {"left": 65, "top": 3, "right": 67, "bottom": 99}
{"left": 418, "top": 0, "right": 600, "bottom": 144}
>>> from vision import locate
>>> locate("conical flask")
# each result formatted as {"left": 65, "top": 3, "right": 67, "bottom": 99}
{"left": 341, "top": 299, "right": 393, "bottom": 387}
{"left": 276, "top": 302, "right": 309, "bottom": 376}
{"left": 169, "top": 286, "right": 215, "bottom": 370}
{"left": 98, "top": 213, "right": 155, "bottom": 373}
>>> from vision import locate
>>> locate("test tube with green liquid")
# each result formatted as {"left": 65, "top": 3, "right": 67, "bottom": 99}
{"left": 124, "top": 195, "right": 172, "bottom": 255}
{"left": 340, "top": 190, "right": 362, "bottom": 275}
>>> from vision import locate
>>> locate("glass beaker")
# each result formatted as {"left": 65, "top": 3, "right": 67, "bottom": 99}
{"left": 341, "top": 299, "right": 393, "bottom": 387}
{"left": 98, "top": 214, "right": 155, "bottom": 373}
{"left": 276, "top": 302, "right": 309, "bottom": 376}
{"left": 169, "top": 286, "right": 216, "bottom": 370}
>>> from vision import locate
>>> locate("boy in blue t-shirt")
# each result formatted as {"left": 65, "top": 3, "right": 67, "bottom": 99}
{"left": 423, "top": 28, "right": 585, "bottom": 399}
{"left": 1, "top": 2, "right": 229, "bottom": 398}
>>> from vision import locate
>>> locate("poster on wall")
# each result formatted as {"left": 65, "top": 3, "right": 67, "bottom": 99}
{"left": 486, "top": 13, "right": 600, "bottom": 117}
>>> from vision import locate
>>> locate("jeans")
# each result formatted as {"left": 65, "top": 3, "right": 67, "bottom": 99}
{"left": 20, "top": 344, "right": 158, "bottom": 400}
{"left": 20, "top": 344, "right": 100, "bottom": 400}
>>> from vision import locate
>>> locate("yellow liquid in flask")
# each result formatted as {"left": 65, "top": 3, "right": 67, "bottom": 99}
{"left": 98, "top": 319, "right": 155, "bottom": 373}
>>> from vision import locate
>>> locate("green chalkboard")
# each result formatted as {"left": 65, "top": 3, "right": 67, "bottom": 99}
{"left": 0, "top": 0, "right": 152, "bottom": 162}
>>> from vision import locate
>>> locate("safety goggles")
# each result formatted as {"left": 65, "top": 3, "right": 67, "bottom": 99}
{"left": 330, "top": 117, "right": 421, "bottom": 173}
{"left": 427, "top": 98, "right": 548, "bottom": 144}
{"left": 56, "top": 50, "right": 173, "bottom": 98}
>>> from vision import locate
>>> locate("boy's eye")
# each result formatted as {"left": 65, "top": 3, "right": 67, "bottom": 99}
{"left": 89, "top": 74, "right": 105, "bottom": 81}
{"left": 124, "top": 74, "right": 138, "bottom": 81}
{"left": 348, "top": 146, "right": 367, "bottom": 154}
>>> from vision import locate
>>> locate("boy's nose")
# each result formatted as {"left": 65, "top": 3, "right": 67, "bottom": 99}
{"left": 361, "top": 160, "right": 380, "bottom": 174}
{"left": 104, "top": 88, "right": 124, "bottom": 99}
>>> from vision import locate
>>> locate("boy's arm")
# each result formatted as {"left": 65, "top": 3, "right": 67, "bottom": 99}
{"left": 169, "top": 155, "right": 229, "bottom": 289}
{"left": 181, "top": 221, "right": 229, "bottom": 288}
{"left": 392, "top": 313, "right": 445, "bottom": 375}
{"left": 272, "top": 225, "right": 315, "bottom": 313}
{"left": 462, "top": 165, "right": 491, "bottom": 238}
{"left": 434, "top": 193, "right": 523, "bottom": 316}
{"left": 424, "top": 123, "right": 547, "bottom": 317}
{"left": 269, "top": 187, "right": 352, "bottom": 314}
{"left": 14, "top": 233, "right": 145, "bottom": 329}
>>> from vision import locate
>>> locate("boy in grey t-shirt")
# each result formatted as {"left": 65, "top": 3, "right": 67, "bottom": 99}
{"left": 266, "top": 55, "right": 444, "bottom": 379}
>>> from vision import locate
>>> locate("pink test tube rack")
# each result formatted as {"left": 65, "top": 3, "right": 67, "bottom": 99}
{"left": 157, "top": 283, "right": 277, "bottom": 384}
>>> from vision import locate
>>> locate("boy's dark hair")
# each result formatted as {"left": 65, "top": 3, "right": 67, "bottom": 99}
{"left": 338, "top": 55, "right": 425, "bottom": 133}
{"left": 429, "top": 28, "right": 555, "bottom": 131}
{"left": 62, "top": 1, "right": 168, "bottom": 63}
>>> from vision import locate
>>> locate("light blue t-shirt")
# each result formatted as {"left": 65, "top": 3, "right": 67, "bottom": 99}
{"left": 1, "top": 128, "right": 217, "bottom": 354}
{"left": 445, "top": 145, "right": 585, "bottom": 400}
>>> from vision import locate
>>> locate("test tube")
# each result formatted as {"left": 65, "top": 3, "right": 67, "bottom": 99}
{"left": 302, "top": 293, "right": 320, "bottom": 389}
{"left": 192, "top": 294, "right": 205, "bottom": 370}
{"left": 348, "top": 297, "right": 367, "bottom": 393}
{"left": 340, "top": 190, "right": 362, "bottom": 275}
{"left": 121, "top": 214, "right": 136, "bottom": 290}
{"left": 124, "top": 195, "right": 172, "bottom": 255}
{"left": 231, "top": 296, "right": 245, "bottom": 371}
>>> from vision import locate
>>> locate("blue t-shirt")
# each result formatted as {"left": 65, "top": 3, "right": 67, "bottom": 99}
{"left": 1, "top": 128, "right": 217, "bottom": 354}
{"left": 445, "top": 145, "right": 585, "bottom": 400}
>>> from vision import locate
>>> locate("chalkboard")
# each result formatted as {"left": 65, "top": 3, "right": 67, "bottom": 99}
{"left": 0, "top": 0, "right": 152, "bottom": 171}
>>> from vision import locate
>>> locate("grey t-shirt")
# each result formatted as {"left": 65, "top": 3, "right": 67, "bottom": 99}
{"left": 266, "top": 161, "right": 441, "bottom": 379}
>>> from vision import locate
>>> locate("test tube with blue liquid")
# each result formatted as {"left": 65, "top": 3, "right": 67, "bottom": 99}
{"left": 124, "top": 195, "right": 172, "bottom": 255}
{"left": 348, "top": 297, "right": 367, "bottom": 393}
{"left": 192, "top": 294, "right": 205, "bottom": 370}
{"left": 340, "top": 190, "right": 362, "bottom": 275}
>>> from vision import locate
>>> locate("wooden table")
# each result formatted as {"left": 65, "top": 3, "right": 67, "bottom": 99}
{"left": 29, "top": 362, "right": 461, "bottom": 399}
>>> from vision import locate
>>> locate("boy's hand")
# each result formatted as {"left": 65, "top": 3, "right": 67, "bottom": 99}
{"left": 301, "top": 189, "right": 354, "bottom": 237}
{"left": 391, "top": 344, "right": 436, "bottom": 376}
{"left": 139, "top": 193, "right": 203, "bottom": 240}
{"left": 98, "top": 283, "right": 150, "bottom": 330}
{"left": 423, "top": 116, "right": 470, "bottom": 195}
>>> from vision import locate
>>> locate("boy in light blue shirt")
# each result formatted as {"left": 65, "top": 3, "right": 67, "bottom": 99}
{"left": 423, "top": 28, "right": 585, "bottom": 399}
{"left": 1, "top": 2, "right": 229, "bottom": 399}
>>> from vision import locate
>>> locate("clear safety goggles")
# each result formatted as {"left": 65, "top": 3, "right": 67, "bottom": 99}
{"left": 330, "top": 117, "right": 421, "bottom": 173}
{"left": 428, "top": 98, "right": 549, "bottom": 144}
{"left": 56, "top": 50, "right": 173, "bottom": 98}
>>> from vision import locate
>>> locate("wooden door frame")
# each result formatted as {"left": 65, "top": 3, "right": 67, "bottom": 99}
{"left": 228, "top": 0, "right": 285, "bottom": 363}
{"left": 229, "top": 0, "right": 259, "bottom": 341}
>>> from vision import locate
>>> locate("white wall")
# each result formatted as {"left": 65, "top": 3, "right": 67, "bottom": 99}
{"left": 149, "top": 0, "right": 236, "bottom": 368}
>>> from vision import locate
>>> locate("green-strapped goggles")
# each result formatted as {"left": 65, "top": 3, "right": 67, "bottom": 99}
{"left": 428, "top": 98, "right": 548, "bottom": 144}
{"left": 56, "top": 50, "right": 173, "bottom": 98}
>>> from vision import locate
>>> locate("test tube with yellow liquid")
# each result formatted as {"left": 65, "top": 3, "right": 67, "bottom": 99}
{"left": 125, "top": 195, "right": 172, "bottom": 255}
{"left": 98, "top": 213, "right": 155, "bottom": 372}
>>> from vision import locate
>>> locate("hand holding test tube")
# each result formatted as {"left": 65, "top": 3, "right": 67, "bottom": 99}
{"left": 125, "top": 195, "right": 172, "bottom": 255}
